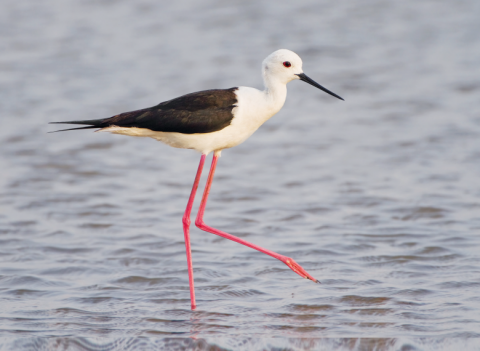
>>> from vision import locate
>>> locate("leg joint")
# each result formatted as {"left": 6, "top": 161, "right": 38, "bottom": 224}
{"left": 195, "top": 217, "right": 205, "bottom": 229}
{"left": 182, "top": 215, "right": 191, "bottom": 228}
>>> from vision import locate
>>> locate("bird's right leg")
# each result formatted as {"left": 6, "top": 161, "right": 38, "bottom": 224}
{"left": 182, "top": 154, "right": 206, "bottom": 310}
{"left": 195, "top": 152, "right": 319, "bottom": 283}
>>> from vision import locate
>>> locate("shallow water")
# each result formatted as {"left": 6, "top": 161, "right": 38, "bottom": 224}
{"left": 1, "top": 0, "right": 480, "bottom": 349}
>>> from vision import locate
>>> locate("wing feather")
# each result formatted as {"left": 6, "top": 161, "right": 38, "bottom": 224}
{"left": 50, "top": 88, "right": 238, "bottom": 134}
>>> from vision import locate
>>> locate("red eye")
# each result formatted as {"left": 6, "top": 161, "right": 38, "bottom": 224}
{"left": 283, "top": 61, "right": 291, "bottom": 68}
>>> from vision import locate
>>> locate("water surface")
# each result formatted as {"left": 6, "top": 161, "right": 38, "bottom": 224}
{"left": 1, "top": 0, "right": 480, "bottom": 349}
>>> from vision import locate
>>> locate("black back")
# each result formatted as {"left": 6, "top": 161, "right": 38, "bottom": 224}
{"left": 51, "top": 88, "right": 238, "bottom": 134}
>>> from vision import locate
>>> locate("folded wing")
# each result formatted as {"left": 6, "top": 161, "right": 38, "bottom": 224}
{"left": 50, "top": 88, "right": 238, "bottom": 134}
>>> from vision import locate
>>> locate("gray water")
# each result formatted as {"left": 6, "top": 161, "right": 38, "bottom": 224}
{"left": 1, "top": 0, "right": 480, "bottom": 350}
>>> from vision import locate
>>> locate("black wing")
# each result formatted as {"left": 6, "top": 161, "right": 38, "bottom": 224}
{"left": 50, "top": 88, "right": 238, "bottom": 134}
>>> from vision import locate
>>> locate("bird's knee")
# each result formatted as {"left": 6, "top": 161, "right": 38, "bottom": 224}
{"left": 182, "top": 215, "right": 191, "bottom": 228}
{"left": 195, "top": 218, "right": 205, "bottom": 229}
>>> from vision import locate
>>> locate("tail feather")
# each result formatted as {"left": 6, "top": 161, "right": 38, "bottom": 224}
{"left": 49, "top": 118, "right": 105, "bottom": 126}
{"left": 48, "top": 125, "right": 100, "bottom": 133}
{"left": 49, "top": 118, "right": 106, "bottom": 133}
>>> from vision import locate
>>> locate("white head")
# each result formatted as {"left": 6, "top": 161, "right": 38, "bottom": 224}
{"left": 262, "top": 49, "right": 344, "bottom": 101}
{"left": 262, "top": 49, "right": 304, "bottom": 84}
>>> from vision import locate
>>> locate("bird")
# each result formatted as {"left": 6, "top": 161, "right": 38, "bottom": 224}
{"left": 50, "top": 49, "right": 344, "bottom": 310}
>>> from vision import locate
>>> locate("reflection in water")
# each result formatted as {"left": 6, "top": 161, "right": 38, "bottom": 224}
{"left": 1, "top": 0, "right": 480, "bottom": 348}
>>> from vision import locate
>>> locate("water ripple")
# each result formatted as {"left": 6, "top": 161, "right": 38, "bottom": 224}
{"left": 0, "top": 0, "right": 480, "bottom": 346}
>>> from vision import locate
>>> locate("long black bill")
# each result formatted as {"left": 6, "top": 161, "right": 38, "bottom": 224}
{"left": 296, "top": 73, "right": 344, "bottom": 101}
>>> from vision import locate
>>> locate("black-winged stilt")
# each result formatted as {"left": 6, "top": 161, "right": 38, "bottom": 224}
{"left": 50, "top": 49, "right": 344, "bottom": 309}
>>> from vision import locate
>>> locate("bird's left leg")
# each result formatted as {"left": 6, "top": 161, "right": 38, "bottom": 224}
{"left": 194, "top": 151, "right": 318, "bottom": 283}
{"left": 182, "top": 154, "right": 207, "bottom": 310}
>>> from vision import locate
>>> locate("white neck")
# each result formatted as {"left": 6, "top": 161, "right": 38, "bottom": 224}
{"left": 262, "top": 73, "right": 287, "bottom": 116}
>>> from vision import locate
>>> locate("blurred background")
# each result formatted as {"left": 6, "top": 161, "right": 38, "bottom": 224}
{"left": 1, "top": 0, "right": 480, "bottom": 349}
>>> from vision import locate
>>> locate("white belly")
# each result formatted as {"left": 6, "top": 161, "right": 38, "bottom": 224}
{"left": 99, "top": 122, "right": 254, "bottom": 155}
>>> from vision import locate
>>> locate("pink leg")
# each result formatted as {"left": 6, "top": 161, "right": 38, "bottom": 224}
{"left": 182, "top": 154, "right": 206, "bottom": 310}
{"left": 195, "top": 152, "right": 319, "bottom": 283}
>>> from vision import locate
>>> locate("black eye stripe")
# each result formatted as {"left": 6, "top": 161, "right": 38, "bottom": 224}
{"left": 283, "top": 61, "right": 291, "bottom": 68}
